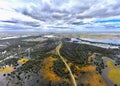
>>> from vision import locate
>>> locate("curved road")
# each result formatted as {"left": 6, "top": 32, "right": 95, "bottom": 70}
{"left": 57, "top": 41, "right": 77, "bottom": 86}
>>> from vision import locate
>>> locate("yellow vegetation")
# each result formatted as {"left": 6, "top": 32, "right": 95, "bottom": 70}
{"left": 88, "top": 53, "right": 95, "bottom": 63}
{"left": 40, "top": 57, "right": 66, "bottom": 82}
{"left": 106, "top": 60, "right": 120, "bottom": 85}
{"left": 18, "top": 57, "right": 29, "bottom": 65}
{"left": 0, "top": 66, "right": 14, "bottom": 73}
{"left": 108, "top": 68, "right": 120, "bottom": 85}
{"left": 75, "top": 65, "right": 107, "bottom": 86}
{"left": 106, "top": 60, "right": 115, "bottom": 67}
{"left": 61, "top": 59, "right": 107, "bottom": 86}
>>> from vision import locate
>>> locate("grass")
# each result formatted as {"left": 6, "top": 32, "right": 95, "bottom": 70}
{"left": 56, "top": 42, "right": 107, "bottom": 86}
{"left": 0, "top": 66, "right": 14, "bottom": 73}
{"left": 108, "top": 68, "right": 120, "bottom": 85}
{"left": 40, "top": 57, "right": 66, "bottom": 82}
{"left": 76, "top": 65, "right": 107, "bottom": 86}
{"left": 79, "top": 34, "right": 120, "bottom": 40}
{"left": 106, "top": 60, "right": 115, "bottom": 67}
{"left": 18, "top": 57, "right": 29, "bottom": 65}
{"left": 88, "top": 53, "right": 95, "bottom": 63}
{"left": 106, "top": 60, "right": 120, "bottom": 85}
{"left": 53, "top": 58, "right": 107, "bottom": 86}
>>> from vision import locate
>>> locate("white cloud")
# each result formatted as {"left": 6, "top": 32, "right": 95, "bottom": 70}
{"left": 0, "top": 0, "right": 120, "bottom": 32}
{"left": 0, "top": 9, "right": 38, "bottom": 21}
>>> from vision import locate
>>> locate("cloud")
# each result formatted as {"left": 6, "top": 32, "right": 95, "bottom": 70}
{"left": 0, "top": 0, "right": 120, "bottom": 32}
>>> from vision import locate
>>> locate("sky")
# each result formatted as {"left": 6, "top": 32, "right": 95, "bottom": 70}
{"left": 0, "top": 0, "right": 120, "bottom": 32}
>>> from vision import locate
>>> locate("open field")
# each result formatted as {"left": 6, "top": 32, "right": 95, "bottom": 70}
{"left": 18, "top": 58, "right": 29, "bottom": 65}
{"left": 105, "top": 58, "right": 120, "bottom": 86}
{"left": 0, "top": 66, "right": 14, "bottom": 73}
{"left": 77, "top": 65, "right": 107, "bottom": 86}
{"left": 78, "top": 33, "right": 120, "bottom": 40}
{"left": 56, "top": 32, "right": 120, "bottom": 39}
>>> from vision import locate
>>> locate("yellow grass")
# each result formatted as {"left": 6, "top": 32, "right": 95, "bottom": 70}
{"left": 0, "top": 66, "right": 14, "bottom": 73}
{"left": 88, "top": 53, "right": 95, "bottom": 63}
{"left": 75, "top": 65, "right": 107, "bottom": 86}
{"left": 63, "top": 59, "right": 107, "bottom": 86}
{"left": 40, "top": 57, "right": 65, "bottom": 82}
{"left": 18, "top": 57, "right": 29, "bottom": 65}
{"left": 106, "top": 60, "right": 115, "bottom": 67}
{"left": 79, "top": 34, "right": 119, "bottom": 40}
{"left": 108, "top": 68, "right": 120, "bottom": 85}
{"left": 106, "top": 60, "right": 120, "bottom": 85}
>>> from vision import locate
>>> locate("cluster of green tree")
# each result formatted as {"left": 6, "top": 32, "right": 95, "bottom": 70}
{"left": 17, "top": 53, "right": 52, "bottom": 73}
{"left": 92, "top": 55, "right": 104, "bottom": 74}
{"left": 53, "top": 59, "right": 69, "bottom": 78}
{"left": 3, "top": 58, "right": 19, "bottom": 66}
{"left": 60, "top": 42, "right": 119, "bottom": 66}
{"left": 4, "top": 53, "right": 53, "bottom": 85}
{"left": 116, "top": 58, "right": 120, "bottom": 65}
{"left": 60, "top": 42, "right": 90, "bottom": 66}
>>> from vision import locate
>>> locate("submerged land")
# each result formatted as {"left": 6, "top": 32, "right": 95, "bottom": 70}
{"left": 0, "top": 32, "right": 120, "bottom": 86}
